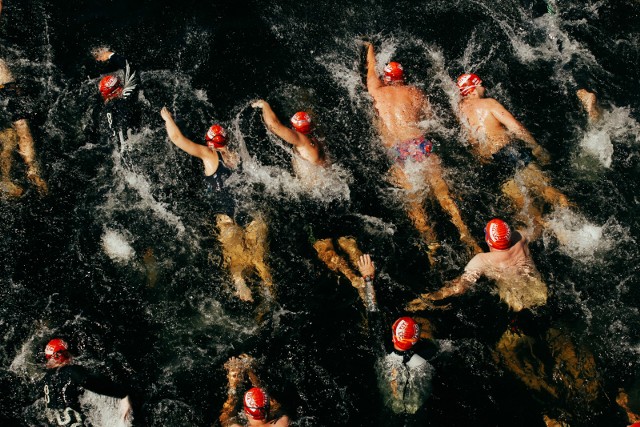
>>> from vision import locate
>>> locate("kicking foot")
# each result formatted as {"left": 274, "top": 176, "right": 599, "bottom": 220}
{"left": 1, "top": 180, "right": 23, "bottom": 197}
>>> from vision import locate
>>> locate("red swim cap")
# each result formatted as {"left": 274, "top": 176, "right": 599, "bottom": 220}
{"left": 392, "top": 317, "right": 420, "bottom": 351}
{"left": 485, "top": 218, "right": 512, "bottom": 250}
{"left": 205, "top": 124, "right": 227, "bottom": 149}
{"left": 457, "top": 73, "right": 482, "bottom": 96}
{"left": 44, "top": 338, "right": 69, "bottom": 362}
{"left": 99, "top": 75, "right": 123, "bottom": 101}
{"left": 290, "top": 111, "right": 312, "bottom": 134}
{"left": 244, "top": 387, "right": 269, "bottom": 420}
{"left": 384, "top": 62, "right": 404, "bottom": 83}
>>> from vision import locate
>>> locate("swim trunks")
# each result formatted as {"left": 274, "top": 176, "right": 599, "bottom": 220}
{"left": 388, "top": 135, "right": 433, "bottom": 166}
{"left": 487, "top": 140, "right": 534, "bottom": 182}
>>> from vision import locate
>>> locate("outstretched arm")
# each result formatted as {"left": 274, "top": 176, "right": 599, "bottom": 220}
{"left": 365, "top": 42, "right": 383, "bottom": 93}
{"left": 490, "top": 101, "right": 550, "bottom": 164}
{"left": 160, "top": 107, "right": 211, "bottom": 160}
{"left": 252, "top": 99, "right": 306, "bottom": 147}
{"left": 406, "top": 257, "right": 484, "bottom": 311}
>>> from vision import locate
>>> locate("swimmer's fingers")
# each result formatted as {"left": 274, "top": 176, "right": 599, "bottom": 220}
{"left": 251, "top": 99, "right": 265, "bottom": 109}
{"left": 356, "top": 254, "right": 375, "bottom": 277}
{"left": 160, "top": 106, "right": 172, "bottom": 120}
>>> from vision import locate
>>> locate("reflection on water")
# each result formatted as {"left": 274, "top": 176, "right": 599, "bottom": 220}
{"left": 0, "top": 0, "right": 639, "bottom": 426}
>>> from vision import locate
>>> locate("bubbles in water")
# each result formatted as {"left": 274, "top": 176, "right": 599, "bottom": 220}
{"left": 544, "top": 208, "right": 631, "bottom": 261}
{"left": 101, "top": 229, "right": 135, "bottom": 263}
{"left": 80, "top": 390, "right": 131, "bottom": 427}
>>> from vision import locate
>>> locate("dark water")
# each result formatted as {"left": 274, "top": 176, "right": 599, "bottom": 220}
{"left": 1, "top": 0, "right": 639, "bottom": 425}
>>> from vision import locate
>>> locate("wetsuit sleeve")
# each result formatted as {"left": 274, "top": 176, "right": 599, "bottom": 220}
{"left": 368, "top": 310, "right": 388, "bottom": 355}
{"left": 68, "top": 365, "right": 129, "bottom": 399}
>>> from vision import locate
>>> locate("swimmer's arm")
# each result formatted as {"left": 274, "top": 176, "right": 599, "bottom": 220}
{"left": 254, "top": 100, "right": 307, "bottom": 147}
{"left": 490, "top": 100, "right": 550, "bottom": 163}
{"left": 160, "top": 107, "right": 210, "bottom": 160}
{"left": 421, "top": 257, "right": 484, "bottom": 302}
{"left": 365, "top": 42, "right": 383, "bottom": 93}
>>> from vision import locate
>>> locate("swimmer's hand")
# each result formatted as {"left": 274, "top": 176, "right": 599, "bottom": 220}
{"left": 160, "top": 107, "right": 173, "bottom": 122}
{"left": 406, "top": 293, "right": 450, "bottom": 312}
{"left": 251, "top": 99, "right": 266, "bottom": 109}
{"left": 93, "top": 47, "right": 114, "bottom": 62}
{"left": 356, "top": 254, "right": 375, "bottom": 278}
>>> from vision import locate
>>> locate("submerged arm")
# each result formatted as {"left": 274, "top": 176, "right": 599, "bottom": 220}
{"left": 491, "top": 101, "right": 550, "bottom": 163}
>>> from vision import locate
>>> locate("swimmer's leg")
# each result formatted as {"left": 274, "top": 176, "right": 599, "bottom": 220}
{"left": 313, "top": 238, "right": 366, "bottom": 302}
{"left": 14, "top": 119, "right": 47, "bottom": 194}
{"left": 546, "top": 328, "right": 601, "bottom": 402}
{"left": 390, "top": 165, "right": 440, "bottom": 264}
{"left": 0, "top": 126, "right": 22, "bottom": 197}
{"left": 576, "top": 89, "right": 603, "bottom": 124}
{"left": 425, "top": 158, "right": 482, "bottom": 255}
{"left": 216, "top": 214, "right": 253, "bottom": 302}
{"left": 502, "top": 177, "right": 545, "bottom": 240}
{"left": 493, "top": 329, "right": 558, "bottom": 398}
{"left": 521, "top": 164, "right": 571, "bottom": 209}
{"left": 244, "top": 216, "right": 274, "bottom": 296}
{"left": 336, "top": 236, "right": 363, "bottom": 268}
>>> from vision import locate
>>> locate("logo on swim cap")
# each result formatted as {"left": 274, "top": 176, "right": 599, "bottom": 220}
{"left": 392, "top": 317, "right": 420, "bottom": 351}
{"left": 384, "top": 62, "right": 404, "bottom": 83}
{"left": 244, "top": 387, "right": 269, "bottom": 420}
{"left": 290, "top": 111, "right": 312, "bottom": 134}
{"left": 457, "top": 73, "right": 482, "bottom": 96}
{"left": 45, "top": 338, "right": 69, "bottom": 361}
{"left": 205, "top": 124, "right": 227, "bottom": 149}
{"left": 99, "top": 75, "right": 123, "bottom": 101}
{"left": 485, "top": 218, "right": 512, "bottom": 250}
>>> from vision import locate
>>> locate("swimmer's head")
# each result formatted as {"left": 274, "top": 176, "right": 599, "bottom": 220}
{"left": 45, "top": 338, "right": 70, "bottom": 365}
{"left": 485, "top": 218, "right": 512, "bottom": 250}
{"left": 205, "top": 124, "right": 227, "bottom": 149}
{"left": 457, "top": 73, "right": 483, "bottom": 96}
{"left": 384, "top": 62, "right": 404, "bottom": 84}
{"left": 290, "top": 111, "right": 312, "bottom": 134}
{"left": 244, "top": 387, "right": 269, "bottom": 420}
{"left": 392, "top": 317, "right": 420, "bottom": 351}
{"left": 99, "top": 75, "right": 123, "bottom": 101}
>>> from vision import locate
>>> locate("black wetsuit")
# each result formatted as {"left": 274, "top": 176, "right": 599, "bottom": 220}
{"left": 89, "top": 53, "right": 140, "bottom": 140}
{"left": 42, "top": 364, "right": 128, "bottom": 426}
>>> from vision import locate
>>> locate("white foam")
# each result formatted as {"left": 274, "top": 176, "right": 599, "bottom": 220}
{"left": 80, "top": 390, "right": 131, "bottom": 427}
{"left": 101, "top": 229, "right": 135, "bottom": 263}
{"left": 544, "top": 208, "right": 629, "bottom": 261}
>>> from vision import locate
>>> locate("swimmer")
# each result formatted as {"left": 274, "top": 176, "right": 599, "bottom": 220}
{"left": 0, "top": 58, "right": 47, "bottom": 196}
{"left": 408, "top": 219, "right": 601, "bottom": 418}
{"left": 92, "top": 48, "right": 138, "bottom": 140}
{"left": 161, "top": 107, "right": 239, "bottom": 191}
{"left": 41, "top": 338, "right": 132, "bottom": 425}
{"left": 252, "top": 99, "right": 326, "bottom": 184}
{"left": 376, "top": 316, "right": 434, "bottom": 414}
{"left": 364, "top": 42, "right": 481, "bottom": 263}
{"left": 313, "top": 237, "right": 377, "bottom": 311}
{"left": 220, "top": 354, "right": 289, "bottom": 427}
{"left": 576, "top": 88, "right": 603, "bottom": 124}
{"left": 457, "top": 73, "right": 570, "bottom": 237}
{"left": 161, "top": 107, "right": 271, "bottom": 302}
{"left": 407, "top": 218, "right": 547, "bottom": 313}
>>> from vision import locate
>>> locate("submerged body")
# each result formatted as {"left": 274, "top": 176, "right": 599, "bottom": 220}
{"left": 0, "top": 58, "right": 47, "bottom": 196}
{"left": 365, "top": 43, "right": 480, "bottom": 261}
